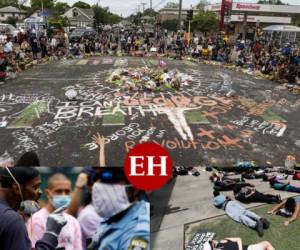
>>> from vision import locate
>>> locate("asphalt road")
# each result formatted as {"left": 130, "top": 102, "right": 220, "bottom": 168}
{"left": 0, "top": 56, "right": 299, "bottom": 166}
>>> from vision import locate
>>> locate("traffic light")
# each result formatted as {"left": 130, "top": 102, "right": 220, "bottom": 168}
{"left": 187, "top": 10, "right": 193, "bottom": 21}
{"left": 224, "top": 4, "right": 230, "bottom": 16}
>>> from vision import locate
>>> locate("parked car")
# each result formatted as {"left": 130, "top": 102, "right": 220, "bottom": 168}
{"left": 69, "top": 28, "right": 96, "bottom": 42}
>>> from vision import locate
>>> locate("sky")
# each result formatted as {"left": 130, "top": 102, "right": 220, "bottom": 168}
{"left": 55, "top": 0, "right": 300, "bottom": 17}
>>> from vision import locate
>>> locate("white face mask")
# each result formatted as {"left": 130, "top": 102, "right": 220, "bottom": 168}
{"left": 92, "top": 182, "right": 131, "bottom": 219}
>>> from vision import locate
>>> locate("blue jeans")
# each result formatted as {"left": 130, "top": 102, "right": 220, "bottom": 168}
{"left": 225, "top": 201, "right": 260, "bottom": 228}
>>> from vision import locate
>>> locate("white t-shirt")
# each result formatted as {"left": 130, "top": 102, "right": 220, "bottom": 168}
{"left": 50, "top": 38, "right": 57, "bottom": 47}
{"left": 3, "top": 41, "right": 13, "bottom": 53}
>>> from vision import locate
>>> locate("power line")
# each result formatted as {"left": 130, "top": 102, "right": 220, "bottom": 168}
{"left": 153, "top": 0, "right": 168, "bottom": 10}
{"left": 141, "top": 2, "right": 147, "bottom": 12}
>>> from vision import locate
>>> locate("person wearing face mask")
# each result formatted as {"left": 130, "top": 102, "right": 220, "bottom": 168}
{"left": 0, "top": 167, "right": 68, "bottom": 250}
{"left": 28, "top": 173, "right": 83, "bottom": 250}
{"left": 88, "top": 167, "right": 150, "bottom": 250}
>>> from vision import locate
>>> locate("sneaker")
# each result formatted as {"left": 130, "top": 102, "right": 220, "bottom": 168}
{"left": 260, "top": 218, "right": 270, "bottom": 229}
{"left": 276, "top": 195, "right": 282, "bottom": 203}
{"left": 255, "top": 220, "right": 264, "bottom": 237}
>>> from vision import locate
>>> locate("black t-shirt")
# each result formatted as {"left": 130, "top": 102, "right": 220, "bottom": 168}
{"left": 0, "top": 199, "right": 31, "bottom": 250}
{"left": 215, "top": 240, "right": 239, "bottom": 250}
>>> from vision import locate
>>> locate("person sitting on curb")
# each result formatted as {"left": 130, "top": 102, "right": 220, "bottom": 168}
{"left": 268, "top": 196, "right": 300, "bottom": 226}
{"left": 213, "top": 191, "right": 269, "bottom": 237}
{"left": 203, "top": 237, "right": 275, "bottom": 250}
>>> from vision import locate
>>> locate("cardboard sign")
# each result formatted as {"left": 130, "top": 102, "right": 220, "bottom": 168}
{"left": 186, "top": 231, "right": 216, "bottom": 250}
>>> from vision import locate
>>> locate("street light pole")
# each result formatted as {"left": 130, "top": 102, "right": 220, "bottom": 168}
{"left": 178, "top": 0, "right": 182, "bottom": 32}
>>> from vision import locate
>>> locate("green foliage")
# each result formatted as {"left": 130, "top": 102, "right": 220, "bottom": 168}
{"left": 196, "top": 0, "right": 209, "bottom": 10}
{"left": 164, "top": 2, "right": 179, "bottom": 8}
{"left": 292, "top": 14, "right": 300, "bottom": 27}
{"left": 31, "top": 0, "right": 54, "bottom": 10}
{"left": 191, "top": 9, "right": 218, "bottom": 33}
{"left": 93, "top": 5, "right": 122, "bottom": 27}
{"left": 161, "top": 20, "right": 177, "bottom": 32}
{"left": 53, "top": 2, "right": 70, "bottom": 17}
{"left": 72, "top": 1, "right": 91, "bottom": 9}
{"left": 4, "top": 16, "right": 17, "bottom": 27}
{"left": 257, "top": 0, "right": 285, "bottom": 4}
{"left": 143, "top": 8, "right": 157, "bottom": 17}
{"left": 0, "top": 0, "right": 18, "bottom": 8}
{"left": 48, "top": 16, "right": 69, "bottom": 28}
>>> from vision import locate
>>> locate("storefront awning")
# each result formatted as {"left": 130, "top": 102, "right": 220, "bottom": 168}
{"left": 263, "top": 25, "right": 300, "bottom": 32}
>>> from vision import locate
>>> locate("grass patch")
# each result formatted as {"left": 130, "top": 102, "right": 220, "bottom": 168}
{"left": 185, "top": 110, "right": 210, "bottom": 124}
{"left": 261, "top": 112, "right": 285, "bottom": 122}
{"left": 8, "top": 101, "right": 47, "bottom": 128}
{"left": 185, "top": 205, "right": 300, "bottom": 250}
{"left": 102, "top": 107, "right": 125, "bottom": 126}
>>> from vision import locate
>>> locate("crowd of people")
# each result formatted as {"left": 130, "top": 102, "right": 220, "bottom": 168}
{"left": 205, "top": 156, "right": 299, "bottom": 250}
{"left": 0, "top": 27, "right": 299, "bottom": 94}
{"left": 0, "top": 134, "right": 150, "bottom": 250}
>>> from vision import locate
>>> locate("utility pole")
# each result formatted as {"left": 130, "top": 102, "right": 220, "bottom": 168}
{"left": 141, "top": 2, "right": 146, "bottom": 12}
{"left": 219, "top": 0, "right": 225, "bottom": 31}
{"left": 242, "top": 12, "right": 248, "bottom": 41}
{"left": 150, "top": 0, "right": 152, "bottom": 9}
{"left": 178, "top": 0, "right": 183, "bottom": 32}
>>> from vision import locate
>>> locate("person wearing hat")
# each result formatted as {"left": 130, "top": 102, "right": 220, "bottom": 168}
{"left": 213, "top": 191, "right": 269, "bottom": 237}
{"left": 88, "top": 167, "right": 150, "bottom": 250}
{"left": 0, "top": 167, "right": 68, "bottom": 250}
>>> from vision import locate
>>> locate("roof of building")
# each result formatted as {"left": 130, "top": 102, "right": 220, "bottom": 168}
{"left": 0, "top": 6, "right": 27, "bottom": 14}
{"left": 65, "top": 7, "right": 94, "bottom": 19}
{"left": 77, "top": 8, "right": 94, "bottom": 18}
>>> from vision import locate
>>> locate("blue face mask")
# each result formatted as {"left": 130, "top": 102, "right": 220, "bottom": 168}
{"left": 52, "top": 195, "right": 71, "bottom": 209}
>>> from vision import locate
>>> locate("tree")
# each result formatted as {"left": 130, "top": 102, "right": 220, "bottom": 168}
{"left": 161, "top": 19, "right": 177, "bottom": 31}
{"left": 257, "top": 0, "right": 284, "bottom": 4}
{"left": 31, "top": 0, "right": 55, "bottom": 9}
{"left": 93, "top": 5, "right": 122, "bottom": 27}
{"left": 0, "top": 0, "right": 18, "bottom": 8}
{"left": 54, "top": 2, "right": 70, "bottom": 17}
{"left": 196, "top": 0, "right": 209, "bottom": 10}
{"left": 4, "top": 17, "right": 17, "bottom": 27}
{"left": 191, "top": 9, "right": 218, "bottom": 33}
{"left": 164, "top": 2, "right": 179, "bottom": 8}
{"left": 292, "top": 14, "right": 300, "bottom": 27}
{"left": 143, "top": 8, "right": 157, "bottom": 17}
{"left": 48, "top": 16, "right": 70, "bottom": 28}
{"left": 72, "top": 1, "right": 91, "bottom": 9}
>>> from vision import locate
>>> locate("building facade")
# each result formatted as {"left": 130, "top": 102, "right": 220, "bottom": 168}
{"left": 0, "top": 6, "right": 27, "bottom": 22}
{"left": 62, "top": 7, "right": 94, "bottom": 28}
{"left": 205, "top": 2, "right": 300, "bottom": 34}
{"left": 157, "top": 3, "right": 300, "bottom": 34}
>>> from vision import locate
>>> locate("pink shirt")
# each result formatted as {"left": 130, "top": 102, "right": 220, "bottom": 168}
{"left": 27, "top": 207, "right": 82, "bottom": 250}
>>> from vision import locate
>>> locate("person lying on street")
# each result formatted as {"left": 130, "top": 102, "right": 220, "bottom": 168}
{"left": 213, "top": 191, "right": 269, "bottom": 237}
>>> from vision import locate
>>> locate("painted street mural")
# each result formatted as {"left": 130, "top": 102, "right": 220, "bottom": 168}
{"left": 0, "top": 56, "right": 299, "bottom": 166}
